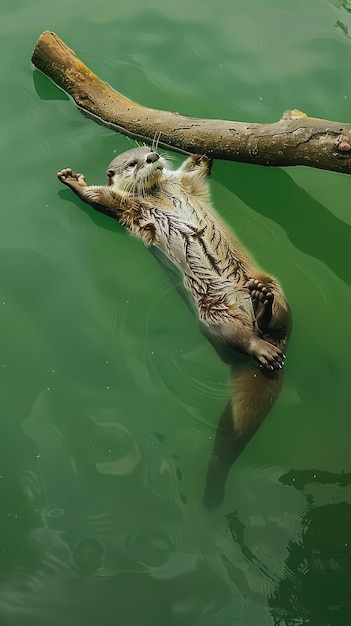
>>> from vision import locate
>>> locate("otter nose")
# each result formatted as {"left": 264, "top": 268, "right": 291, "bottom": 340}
{"left": 146, "top": 152, "right": 160, "bottom": 164}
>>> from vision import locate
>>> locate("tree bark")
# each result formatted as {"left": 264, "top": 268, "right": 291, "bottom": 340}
{"left": 32, "top": 30, "right": 351, "bottom": 174}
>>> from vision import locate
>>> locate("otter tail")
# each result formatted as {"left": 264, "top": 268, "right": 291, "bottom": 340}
{"left": 204, "top": 363, "right": 284, "bottom": 509}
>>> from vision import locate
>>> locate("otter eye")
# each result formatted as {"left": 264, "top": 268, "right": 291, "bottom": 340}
{"left": 128, "top": 160, "right": 138, "bottom": 168}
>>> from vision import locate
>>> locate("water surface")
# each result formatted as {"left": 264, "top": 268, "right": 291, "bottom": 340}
{"left": 0, "top": 1, "right": 350, "bottom": 624}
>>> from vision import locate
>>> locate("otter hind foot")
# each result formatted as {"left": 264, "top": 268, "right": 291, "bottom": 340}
{"left": 250, "top": 335, "right": 285, "bottom": 370}
{"left": 246, "top": 279, "right": 274, "bottom": 332}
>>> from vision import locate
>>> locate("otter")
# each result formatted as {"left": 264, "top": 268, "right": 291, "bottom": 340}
{"left": 57, "top": 146, "right": 291, "bottom": 508}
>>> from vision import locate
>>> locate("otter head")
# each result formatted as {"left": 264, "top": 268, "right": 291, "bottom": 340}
{"left": 106, "top": 146, "right": 167, "bottom": 196}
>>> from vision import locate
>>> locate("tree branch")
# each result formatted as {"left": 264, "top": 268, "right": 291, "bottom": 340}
{"left": 32, "top": 31, "right": 351, "bottom": 174}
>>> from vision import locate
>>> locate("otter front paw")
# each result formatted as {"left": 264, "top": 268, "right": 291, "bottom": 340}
{"left": 191, "top": 154, "right": 212, "bottom": 171}
{"left": 184, "top": 153, "right": 212, "bottom": 175}
{"left": 57, "top": 168, "right": 87, "bottom": 189}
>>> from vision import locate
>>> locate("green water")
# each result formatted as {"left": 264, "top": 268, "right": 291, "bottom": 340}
{"left": 1, "top": 1, "right": 350, "bottom": 624}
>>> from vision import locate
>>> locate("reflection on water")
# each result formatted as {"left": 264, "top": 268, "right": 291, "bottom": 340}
{"left": 270, "top": 471, "right": 351, "bottom": 625}
{"left": 73, "top": 537, "right": 105, "bottom": 576}
{"left": 2, "top": 443, "right": 350, "bottom": 624}
{"left": 215, "top": 163, "right": 351, "bottom": 285}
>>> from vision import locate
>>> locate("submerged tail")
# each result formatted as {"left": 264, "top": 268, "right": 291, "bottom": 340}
{"left": 204, "top": 363, "right": 284, "bottom": 509}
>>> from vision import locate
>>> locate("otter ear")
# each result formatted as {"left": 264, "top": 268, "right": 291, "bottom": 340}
{"left": 107, "top": 169, "right": 114, "bottom": 185}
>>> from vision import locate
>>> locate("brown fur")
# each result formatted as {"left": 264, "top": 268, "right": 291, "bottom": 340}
{"left": 57, "top": 146, "right": 291, "bottom": 507}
